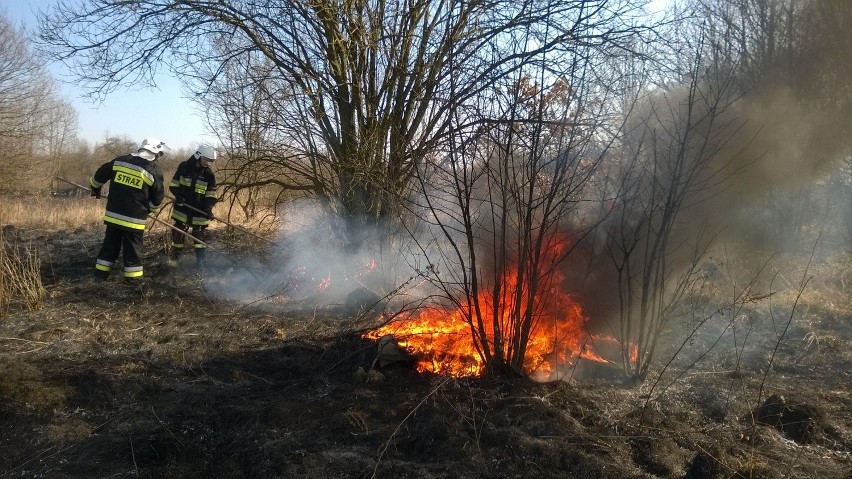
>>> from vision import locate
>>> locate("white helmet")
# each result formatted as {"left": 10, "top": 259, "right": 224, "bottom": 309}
{"left": 194, "top": 144, "right": 217, "bottom": 161}
{"left": 136, "top": 137, "right": 168, "bottom": 161}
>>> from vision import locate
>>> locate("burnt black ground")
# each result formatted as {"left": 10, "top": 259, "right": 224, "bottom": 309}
{"left": 0, "top": 225, "right": 850, "bottom": 478}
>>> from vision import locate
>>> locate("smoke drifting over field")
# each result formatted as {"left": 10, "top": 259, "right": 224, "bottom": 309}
{"left": 692, "top": 85, "right": 843, "bottom": 252}
{"left": 204, "top": 200, "right": 394, "bottom": 313}
{"left": 574, "top": 77, "right": 850, "bottom": 326}
{"left": 626, "top": 82, "right": 844, "bottom": 258}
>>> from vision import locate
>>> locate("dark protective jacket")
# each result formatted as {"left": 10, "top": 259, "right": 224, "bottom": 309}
{"left": 89, "top": 154, "right": 165, "bottom": 231}
{"left": 169, "top": 155, "right": 218, "bottom": 226}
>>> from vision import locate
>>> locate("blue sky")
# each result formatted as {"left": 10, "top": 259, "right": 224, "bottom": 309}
{"left": 1, "top": 0, "right": 209, "bottom": 149}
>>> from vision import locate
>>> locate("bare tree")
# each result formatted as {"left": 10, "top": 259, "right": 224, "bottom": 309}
{"left": 94, "top": 135, "right": 137, "bottom": 160}
{"left": 41, "top": 97, "right": 80, "bottom": 179}
{"left": 0, "top": 13, "right": 66, "bottom": 195}
{"left": 37, "top": 0, "right": 651, "bottom": 247}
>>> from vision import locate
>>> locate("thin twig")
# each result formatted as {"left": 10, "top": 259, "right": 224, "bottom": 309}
{"left": 130, "top": 433, "right": 138, "bottom": 475}
{"left": 151, "top": 405, "right": 185, "bottom": 450}
{"left": 0, "top": 336, "right": 50, "bottom": 344}
{"left": 371, "top": 377, "right": 450, "bottom": 478}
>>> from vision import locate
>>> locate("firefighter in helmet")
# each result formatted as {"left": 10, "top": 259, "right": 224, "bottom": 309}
{"left": 89, "top": 137, "right": 167, "bottom": 282}
{"left": 168, "top": 144, "right": 219, "bottom": 267}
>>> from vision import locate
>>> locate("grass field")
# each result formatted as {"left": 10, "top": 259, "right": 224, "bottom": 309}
{"left": 0, "top": 194, "right": 850, "bottom": 478}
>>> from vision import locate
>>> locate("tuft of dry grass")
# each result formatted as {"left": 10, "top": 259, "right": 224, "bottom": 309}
{"left": 1, "top": 197, "right": 93, "bottom": 315}
{"left": 796, "top": 252, "right": 852, "bottom": 313}
{"left": 1, "top": 226, "right": 46, "bottom": 315}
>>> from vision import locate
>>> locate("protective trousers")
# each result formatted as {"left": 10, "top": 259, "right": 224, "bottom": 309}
{"left": 170, "top": 221, "right": 208, "bottom": 264}
{"left": 95, "top": 225, "right": 144, "bottom": 280}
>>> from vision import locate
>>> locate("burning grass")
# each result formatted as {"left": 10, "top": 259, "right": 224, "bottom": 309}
{"left": 365, "top": 233, "right": 636, "bottom": 380}
{"left": 365, "top": 300, "right": 634, "bottom": 380}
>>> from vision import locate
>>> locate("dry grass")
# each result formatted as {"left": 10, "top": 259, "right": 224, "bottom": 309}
{"left": 756, "top": 252, "right": 852, "bottom": 338}
{"left": 0, "top": 195, "right": 278, "bottom": 236}
{"left": 0, "top": 197, "right": 103, "bottom": 231}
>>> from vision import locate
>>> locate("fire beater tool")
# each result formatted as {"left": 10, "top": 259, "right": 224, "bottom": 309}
{"left": 165, "top": 195, "right": 281, "bottom": 248}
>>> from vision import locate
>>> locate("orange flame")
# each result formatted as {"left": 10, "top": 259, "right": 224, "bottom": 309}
{"left": 366, "top": 234, "right": 636, "bottom": 379}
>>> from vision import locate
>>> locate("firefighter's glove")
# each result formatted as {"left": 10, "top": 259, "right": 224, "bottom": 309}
{"left": 91, "top": 188, "right": 102, "bottom": 199}
{"left": 202, "top": 209, "right": 214, "bottom": 220}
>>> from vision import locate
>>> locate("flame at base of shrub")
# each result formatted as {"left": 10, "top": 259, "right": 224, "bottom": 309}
{"left": 365, "top": 301, "right": 636, "bottom": 379}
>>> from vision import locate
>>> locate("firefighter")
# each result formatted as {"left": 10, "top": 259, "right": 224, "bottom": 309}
{"left": 89, "top": 137, "right": 167, "bottom": 282}
{"left": 168, "top": 144, "right": 218, "bottom": 267}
